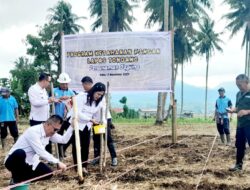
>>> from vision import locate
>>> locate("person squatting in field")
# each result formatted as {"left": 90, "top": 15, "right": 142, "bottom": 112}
{"left": 5, "top": 115, "right": 73, "bottom": 184}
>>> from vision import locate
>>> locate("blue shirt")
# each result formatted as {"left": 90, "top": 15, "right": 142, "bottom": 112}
{"left": 0, "top": 95, "right": 18, "bottom": 122}
{"left": 54, "top": 88, "right": 75, "bottom": 118}
{"left": 215, "top": 96, "right": 232, "bottom": 119}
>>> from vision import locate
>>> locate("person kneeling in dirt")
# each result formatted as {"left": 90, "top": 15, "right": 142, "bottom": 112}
{"left": 4, "top": 115, "right": 74, "bottom": 184}
{"left": 228, "top": 74, "right": 250, "bottom": 171}
{"left": 213, "top": 87, "right": 232, "bottom": 145}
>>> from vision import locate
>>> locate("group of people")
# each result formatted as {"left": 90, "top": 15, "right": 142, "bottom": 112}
{"left": 3, "top": 72, "right": 250, "bottom": 185}
{"left": 1, "top": 72, "right": 118, "bottom": 184}
{"left": 214, "top": 74, "right": 250, "bottom": 171}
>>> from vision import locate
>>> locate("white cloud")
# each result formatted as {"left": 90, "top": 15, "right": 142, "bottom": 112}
{"left": 0, "top": 24, "right": 38, "bottom": 78}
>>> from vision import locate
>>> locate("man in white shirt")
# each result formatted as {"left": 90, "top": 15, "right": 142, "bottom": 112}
{"left": 28, "top": 73, "right": 58, "bottom": 126}
{"left": 5, "top": 115, "right": 73, "bottom": 184}
{"left": 28, "top": 73, "right": 59, "bottom": 153}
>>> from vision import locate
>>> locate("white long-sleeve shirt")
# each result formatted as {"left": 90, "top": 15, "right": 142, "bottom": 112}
{"left": 76, "top": 93, "right": 106, "bottom": 131}
{"left": 28, "top": 83, "right": 50, "bottom": 121}
{"left": 5, "top": 124, "right": 73, "bottom": 170}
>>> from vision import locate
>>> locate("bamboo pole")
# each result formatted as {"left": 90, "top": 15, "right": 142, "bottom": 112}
{"left": 101, "top": 0, "right": 109, "bottom": 171}
{"left": 60, "top": 32, "right": 64, "bottom": 74}
{"left": 170, "top": 6, "right": 177, "bottom": 143}
{"left": 72, "top": 96, "right": 84, "bottom": 182}
{"left": 103, "top": 82, "right": 109, "bottom": 168}
{"left": 50, "top": 82, "right": 60, "bottom": 159}
{"left": 99, "top": 108, "right": 104, "bottom": 173}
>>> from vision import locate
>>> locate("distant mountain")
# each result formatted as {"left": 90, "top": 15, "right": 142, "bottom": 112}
{"left": 110, "top": 81, "right": 238, "bottom": 114}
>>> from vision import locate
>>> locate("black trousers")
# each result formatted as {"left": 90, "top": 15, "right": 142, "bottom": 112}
{"left": 93, "top": 122, "right": 117, "bottom": 159}
{"left": 235, "top": 126, "right": 250, "bottom": 165}
{"left": 57, "top": 119, "right": 71, "bottom": 157}
{"left": 216, "top": 118, "right": 230, "bottom": 135}
{"left": 0, "top": 121, "right": 19, "bottom": 139}
{"left": 5, "top": 149, "right": 53, "bottom": 183}
{"left": 30, "top": 120, "right": 52, "bottom": 153}
{"left": 72, "top": 126, "right": 91, "bottom": 168}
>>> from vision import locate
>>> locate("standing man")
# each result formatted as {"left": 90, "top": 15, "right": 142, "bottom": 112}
{"left": 28, "top": 73, "right": 58, "bottom": 153}
{"left": 229, "top": 74, "right": 250, "bottom": 171}
{"left": 54, "top": 72, "right": 75, "bottom": 158}
{"left": 5, "top": 115, "right": 73, "bottom": 184}
{"left": 54, "top": 72, "right": 74, "bottom": 119}
{"left": 81, "top": 76, "right": 118, "bottom": 166}
{"left": 214, "top": 87, "right": 232, "bottom": 145}
{"left": 0, "top": 87, "right": 19, "bottom": 149}
{"left": 28, "top": 73, "right": 58, "bottom": 126}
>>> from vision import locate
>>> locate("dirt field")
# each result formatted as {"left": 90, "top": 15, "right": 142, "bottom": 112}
{"left": 1, "top": 121, "right": 250, "bottom": 190}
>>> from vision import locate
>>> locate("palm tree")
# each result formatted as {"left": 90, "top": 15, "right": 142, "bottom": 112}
{"left": 144, "top": 0, "right": 209, "bottom": 122}
{"left": 196, "top": 18, "right": 223, "bottom": 119}
{"left": 89, "top": 0, "right": 137, "bottom": 32}
{"left": 223, "top": 0, "right": 250, "bottom": 76}
{"left": 101, "top": 0, "right": 109, "bottom": 32}
{"left": 48, "top": 0, "right": 85, "bottom": 73}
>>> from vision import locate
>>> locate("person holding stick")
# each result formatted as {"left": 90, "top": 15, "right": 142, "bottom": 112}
{"left": 5, "top": 115, "right": 73, "bottom": 184}
{"left": 54, "top": 72, "right": 75, "bottom": 158}
{"left": 81, "top": 76, "right": 118, "bottom": 166}
{"left": 72, "top": 82, "right": 106, "bottom": 174}
{"left": 28, "top": 73, "right": 59, "bottom": 153}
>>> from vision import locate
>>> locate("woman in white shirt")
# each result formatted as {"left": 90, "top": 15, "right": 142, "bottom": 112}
{"left": 72, "top": 82, "right": 106, "bottom": 174}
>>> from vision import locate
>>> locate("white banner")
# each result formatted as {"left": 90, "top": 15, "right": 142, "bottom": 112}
{"left": 62, "top": 32, "right": 172, "bottom": 92}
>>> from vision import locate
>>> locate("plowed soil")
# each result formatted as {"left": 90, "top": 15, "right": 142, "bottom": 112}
{"left": 1, "top": 122, "right": 250, "bottom": 190}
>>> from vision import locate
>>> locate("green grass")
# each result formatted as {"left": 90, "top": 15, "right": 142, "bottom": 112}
{"left": 113, "top": 117, "right": 237, "bottom": 126}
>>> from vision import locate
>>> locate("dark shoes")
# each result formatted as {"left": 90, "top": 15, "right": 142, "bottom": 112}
{"left": 91, "top": 158, "right": 100, "bottom": 165}
{"left": 229, "top": 163, "right": 242, "bottom": 171}
{"left": 111, "top": 157, "right": 118, "bottom": 166}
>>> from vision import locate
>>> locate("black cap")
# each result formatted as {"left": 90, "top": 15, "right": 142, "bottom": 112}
{"left": 218, "top": 87, "right": 225, "bottom": 92}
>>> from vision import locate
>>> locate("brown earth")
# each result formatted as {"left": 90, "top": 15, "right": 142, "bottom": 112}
{"left": 1, "top": 122, "right": 250, "bottom": 190}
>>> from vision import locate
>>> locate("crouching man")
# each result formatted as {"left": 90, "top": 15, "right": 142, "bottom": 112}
{"left": 4, "top": 115, "right": 73, "bottom": 183}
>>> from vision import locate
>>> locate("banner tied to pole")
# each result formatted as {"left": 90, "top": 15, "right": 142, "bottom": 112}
{"left": 62, "top": 32, "right": 172, "bottom": 92}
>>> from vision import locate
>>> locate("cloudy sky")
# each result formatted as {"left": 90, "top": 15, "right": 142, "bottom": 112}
{"left": 0, "top": 0, "right": 245, "bottom": 88}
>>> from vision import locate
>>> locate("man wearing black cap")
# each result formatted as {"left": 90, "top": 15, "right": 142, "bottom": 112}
{"left": 0, "top": 87, "right": 19, "bottom": 149}
{"left": 214, "top": 87, "right": 232, "bottom": 145}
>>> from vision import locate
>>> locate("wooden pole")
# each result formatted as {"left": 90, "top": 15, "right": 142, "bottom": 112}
{"left": 50, "top": 82, "right": 60, "bottom": 159}
{"left": 72, "top": 96, "right": 84, "bottom": 182}
{"left": 101, "top": 0, "right": 109, "bottom": 169}
{"left": 170, "top": 6, "right": 177, "bottom": 143}
{"left": 162, "top": 0, "right": 169, "bottom": 122}
{"left": 99, "top": 108, "right": 104, "bottom": 173}
{"left": 60, "top": 32, "right": 64, "bottom": 74}
{"left": 103, "top": 82, "right": 109, "bottom": 168}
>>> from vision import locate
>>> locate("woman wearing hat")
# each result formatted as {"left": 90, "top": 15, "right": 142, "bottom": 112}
{"left": 72, "top": 82, "right": 106, "bottom": 174}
